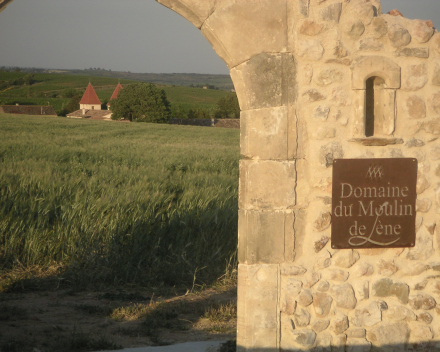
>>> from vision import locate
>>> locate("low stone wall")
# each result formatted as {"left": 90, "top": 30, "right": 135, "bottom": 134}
{"left": 169, "top": 118, "right": 240, "bottom": 129}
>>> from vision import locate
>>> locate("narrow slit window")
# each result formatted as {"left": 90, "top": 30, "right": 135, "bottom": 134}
{"left": 365, "top": 77, "right": 375, "bottom": 137}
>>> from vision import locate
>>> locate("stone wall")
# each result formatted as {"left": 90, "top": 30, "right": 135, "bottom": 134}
{"left": 157, "top": 0, "right": 440, "bottom": 350}
{"left": 169, "top": 118, "right": 240, "bottom": 128}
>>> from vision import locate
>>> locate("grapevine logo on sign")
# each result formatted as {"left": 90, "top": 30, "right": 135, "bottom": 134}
{"left": 331, "top": 158, "right": 417, "bottom": 249}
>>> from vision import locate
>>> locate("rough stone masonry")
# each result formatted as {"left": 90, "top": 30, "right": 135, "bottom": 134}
{"left": 154, "top": 0, "right": 440, "bottom": 351}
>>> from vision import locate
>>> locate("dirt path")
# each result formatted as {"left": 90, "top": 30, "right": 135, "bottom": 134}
{"left": 0, "top": 287, "right": 236, "bottom": 352}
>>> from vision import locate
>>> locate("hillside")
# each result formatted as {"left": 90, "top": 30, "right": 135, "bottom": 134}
{"left": 5, "top": 67, "right": 235, "bottom": 90}
{"left": 0, "top": 71, "right": 232, "bottom": 116}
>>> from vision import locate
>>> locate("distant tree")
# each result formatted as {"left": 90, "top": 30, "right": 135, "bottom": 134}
{"left": 187, "top": 106, "right": 211, "bottom": 119}
{"left": 14, "top": 67, "right": 21, "bottom": 73}
{"left": 214, "top": 93, "right": 240, "bottom": 119}
{"left": 23, "top": 74, "right": 34, "bottom": 86}
{"left": 110, "top": 83, "right": 171, "bottom": 123}
{"left": 62, "top": 88, "right": 77, "bottom": 98}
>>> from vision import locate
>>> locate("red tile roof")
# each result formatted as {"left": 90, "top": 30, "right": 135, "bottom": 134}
{"left": 110, "top": 83, "right": 123, "bottom": 101}
{"left": 79, "top": 83, "right": 101, "bottom": 105}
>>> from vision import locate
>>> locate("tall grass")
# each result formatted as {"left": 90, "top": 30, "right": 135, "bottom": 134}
{"left": 0, "top": 114, "right": 239, "bottom": 288}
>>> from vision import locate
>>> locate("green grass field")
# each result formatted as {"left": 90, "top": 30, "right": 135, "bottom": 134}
{"left": 0, "top": 114, "right": 239, "bottom": 290}
{"left": 0, "top": 72, "right": 231, "bottom": 115}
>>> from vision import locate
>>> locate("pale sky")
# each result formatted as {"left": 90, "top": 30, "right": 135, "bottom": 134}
{"left": 0, "top": 0, "right": 439, "bottom": 75}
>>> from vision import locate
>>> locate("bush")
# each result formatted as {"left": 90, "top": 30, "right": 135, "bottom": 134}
{"left": 214, "top": 93, "right": 240, "bottom": 119}
{"left": 110, "top": 83, "right": 171, "bottom": 123}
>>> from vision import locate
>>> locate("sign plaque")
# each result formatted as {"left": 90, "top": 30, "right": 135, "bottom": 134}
{"left": 331, "top": 158, "right": 417, "bottom": 249}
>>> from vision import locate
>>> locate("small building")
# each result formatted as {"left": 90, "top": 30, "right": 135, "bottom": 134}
{"left": 0, "top": 104, "right": 57, "bottom": 116}
{"left": 79, "top": 83, "right": 102, "bottom": 111}
{"left": 107, "top": 82, "right": 123, "bottom": 110}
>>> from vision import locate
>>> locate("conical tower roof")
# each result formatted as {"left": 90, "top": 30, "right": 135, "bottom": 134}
{"left": 110, "top": 83, "right": 123, "bottom": 101}
{"left": 79, "top": 83, "right": 101, "bottom": 105}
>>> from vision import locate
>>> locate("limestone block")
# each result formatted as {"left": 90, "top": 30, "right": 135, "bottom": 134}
{"left": 201, "top": 0, "right": 288, "bottom": 68}
{"left": 410, "top": 322, "right": 434, "bottom": 342}
{"left": 351, "top": 56, "right": 401, "bottom": 89}
{"left": 314, "top": 331, "right": 332, "bottom": 351}
{"left": 341, "top": 0, "right": 374, "bottom": 26}
{"left": 331, "top": 314, "right": 349, "bottom": 334}
{"left": 372, "top": 278, "right": 409, "bottom": 304}
{"left": 312, "top": 319, "right": 330, "bottom": 333}
{"left": 303, "top": 271, "right": 321, "bottom": 289}
{"left": 331, "top": 334, "right": 346, "bottom": 352}
{"left": 238, "top": 210, "right": 293, "bottom": 264}
{"left": 287, "top": 329, "right": 317, "bottom": 348}
{"left": 402, "top": 63, "right": 428, "bottom": 91}
{"left": 334, "top": 41, "right": 349, "bottom": 58}
{"left": 346, "top": 338, "right": 371, "bottom": 352}
{"left": 237, "top": 264, "right": 279, "bottom": 350}
{"left": 312, "top": 126, "right": 336, "bottom": 140}
{"left": 313, "top": 212, "right": 331, "bottom": 231}
{"left": 294, "top": 306, "right": 311, "bottom": 327}
{"left": 287, "top": 0, "right": 309, "bottom": 20}
{"left": 334, "top": 249, "right": 360, "bottom": 268}
{"left": 385, "top": 305, "right": 416, "bottom": 321}
{"left": 314, "top": 236, "right": 330, "bottom": 253}
{"left": 157, "top": 0, "right": 215, "bottom": 28}
{"left": 239, "top": 159, "right": 296, "bottom": 210}
{"left": 324, "top": 268, "right": 349, "bottom": 282}
{"left": 351, "top": 301, "right": 382, "bottom": 327}
{"left": 394, "top": 47, "right": 430, "bottom": 58}
{"left": 417, "top": 312, "right": 433, "bottom": 324}
{"left": 346, "top": 328, "right": 366, "bottom": 338}
{"left": 432, "top": 62, "right": 440, "bottom": 86}
{"left": 302, "top": 88, "right": 326, "bottom": 101}
{"left": 343, "top": 20, "right": 365, "bottom": 39}
{"left": 331, "top": 86, "right": 351, "bottom": 106}
{"left": 407, "top": 227, "right": 434, "bottom": 260}
{"left": 404, "top": 95, "right": 426, "bottom": 119}
{"left": 318, "top": 3, "right": 342, "bottom": 23}
{"left": 405, "top": 138, "right": 425, "bottom": 148}
{"left": 376, "top": 259, "right": 399, "bottom": 276}
{"left": 353, "top": 280, "right": 369, "bottom": 301}
{"left": 418, "top": 118, "right": 440, "bottom": 135}
{"left": 417, "top": 198, "right": 432, "bottom": 213}
{"left": 300, "top": 19, "right": 325, "bottom": 36}
{"left": 297, "top": 289, "right": 313, "bottom": 307}
{"left": 366, "top": 322, "right": 410, "bottom": 350}
{"left": 315, "top": 69, "right": 344, "bottom": 86}
{"left": 400, "top": 262, "right": 429, "bottom": 276}
{"left": 409, "top": 293, "right": 437, "bottom": 310}
{"left": 297, "top": 39, "right": 325, "bottom": 61}
{"left": 371, "top": 16, "right": 388, "bottom": 38}
{"left": 330, "top": 283, "right": 357, "bottom": 309}
{"left": 281, "top": 264, "right": 307, "bottom": 276}
{"left": 302, "top": 64, "right": 314, "bottom": 84}
{"left": 313, "top": 292, "right": 333, "bottom": 318}
{"left": 359, "top": 38, "right": 383, "bottom": 51}
{"left": 319, "top": 142, "right": 343, "bottom": 168}
{"left": 428, "top": 92, "right": 440, "bottom": 113}
{"left": 313, "top": 105, "right": 330, "bottom": 120}
{"left": 432, "top": 33, "right": 440, "bottom": 56}
{"left": 315, "top": 250, "right": 331, "bottom": 270}
{"left": 240, "top": 106, "right": 288, "bottom": 160}
{"left": 316, "top": 280, "right": 330, "bottom": 292}
{"left": 410, "top": 19, "right": 435, "bottom": 43}
{"left": 388, "top": 24, "right": 412, "bottom": 47}
{"left": 352, "top": 89, "right": 366, "bottom": 137}
{"left": 230, "top": 53, "right": 296, "bottom": 111}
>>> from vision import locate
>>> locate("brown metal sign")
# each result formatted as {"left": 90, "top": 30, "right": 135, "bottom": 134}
{"left": 331, "top": 158, "right": 417, "bottom": 249}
